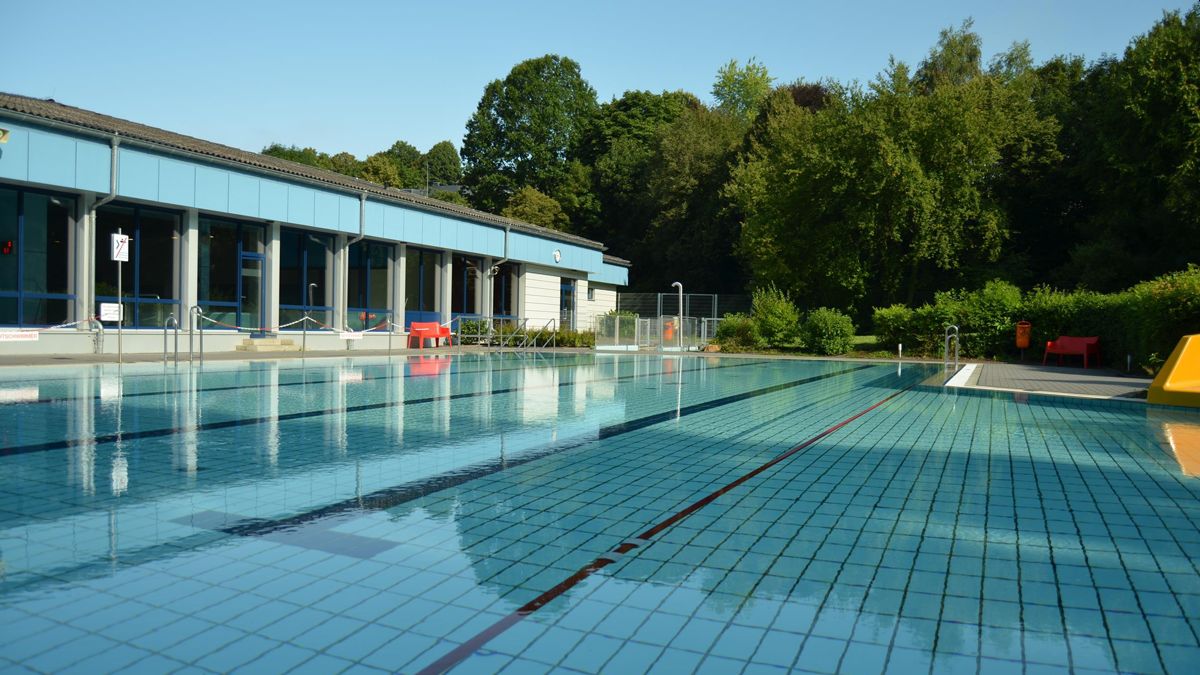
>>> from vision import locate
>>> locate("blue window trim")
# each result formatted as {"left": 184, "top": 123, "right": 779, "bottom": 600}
{"left": 0, "top": 187, "right": 77, "bottom": 328}
{"left": 198, "top": 216, "right": 266, "bottom": 332}
{"left": 452, "top": 254, "right": 481, "bottom": 316}
{"left": 96, "top": 202, "right": 182, "bottom": 328}
{"left": 279, "top": 227, "right": 333, "bottom": 329}
{"left": 349, "top": 239, "right": 393, "bottom": 330}
{"left": 406, "top": 247, "right": 440, "bottom": 328}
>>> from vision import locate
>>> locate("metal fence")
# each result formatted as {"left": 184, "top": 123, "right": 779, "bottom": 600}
{"left": 616, "top": 293, "right": 750, "bottom": 320}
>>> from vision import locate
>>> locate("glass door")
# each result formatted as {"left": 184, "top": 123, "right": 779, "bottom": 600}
{"left": 560, "top": 279, "right": 575, "bottom": 330}
{"left": 240, "top": 255, "right": 264, "bottom": 334}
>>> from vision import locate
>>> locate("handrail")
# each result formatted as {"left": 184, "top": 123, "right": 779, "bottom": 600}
{"left": 163, "top": 314, "right": 180, "bottom": 364}
{"left": 943, "top": 324, "right": 960, "bottom": 379}
{"left": 190, "top": 306, "right": 204, "bottom": 363}
{"left": 91, "top": 316, "right": 104, "bottom": 355}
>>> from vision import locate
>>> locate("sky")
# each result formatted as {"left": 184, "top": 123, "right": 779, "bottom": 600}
{"left": 3, "top": 0, "right": 1192, "bottom": 158}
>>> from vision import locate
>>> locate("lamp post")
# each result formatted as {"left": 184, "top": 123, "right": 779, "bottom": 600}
{"left": 671, "top": 281, "right": 683, "bottom": 351}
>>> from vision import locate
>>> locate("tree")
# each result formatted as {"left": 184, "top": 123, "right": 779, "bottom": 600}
{"left": 913, "top": 19, "right": 983, "bottom": 92}
{"left": 423, "top": 141, "right": 462, "bottom": 185}
{"left": 360, "top": 153, "right": 403, "bottom": 188}
{"left": 501, "top": 186, "right": 569, "bottom": 230}
{"left": 430, "top": 190, "right": 470, "bottom": 206}
{"left": 327, "top": 152, "right": 362, "bottom": 178}
{"left": 461, "top": 55, "right": 598, "bottom": 213}
{"left": 712, "top": 58, "right": 774, "bottom": 123}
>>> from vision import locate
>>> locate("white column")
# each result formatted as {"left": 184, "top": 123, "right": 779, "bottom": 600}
{"left": 394, "top": 243, "right": 406, "bottom": 331}
{"left": 439, "top": 250, "right": 453, "bottom": 323}
{"left": 266, "top": 222, "right": 281, "bottom": 332}
{"left": 179, "top": 209, "right": 199, "bottom": 316}
{"left": 516, "top": 265, "right": 526, "bottom": 321}
{"left": 332, "top": 234, "right": 347, "bottom": 330}
{"left": 480, "top": 256, "right": 493, "bottom": 318}
{"left": 74, "top": 194, "right": 94, "bottom": 325}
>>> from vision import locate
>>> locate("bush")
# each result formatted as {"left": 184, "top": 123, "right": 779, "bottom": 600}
{"left": 751, "top": 284, "right": 802, "bottom": 347}
{"left": 553, "top": 329, "right": 595, "bottom": 348}
{"left": 715, "top": 313, "right": 763, "bottom": 350}
{"left": 604, "top": 310, "right": 638, "bottom": 339}
{"left": 872, "top": 304, "right": 913, "bottom": 349}
{"left": 802, "top": 307, "right": 855, "bottom": 355}
{"left": 960, "top": 280, "right": 1023, "bottom": 357}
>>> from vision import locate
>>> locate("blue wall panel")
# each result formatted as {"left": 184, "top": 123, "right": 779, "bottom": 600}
{"left": 158, "top": 158, "right": 195, "bottom": 206}
{"left": 286, "top": 185, "right": 314, "bottom": 226}
{"left": 591, "top": 263, "right": 629, "bottom": 286}
{"left": 27, "top": 130, "right": 76, "bottom": 188}
{"left": 117, "top": 149, "right": 158, "bottom": 201}
{"left": 259, "top": 180, "right": 287, "bottom": 221}
{"left": 0, "top": 123, "right": 29, "bottom": 182}
{"left": 314, "top": 192, "right": 339, "bottom": 229}
{"left": 228, "top": 172, "right": 259, "bottom": 215}
{"left": 194, "top": 166, "right": 229, "bottom": 212}
{"left": 338, "top": 196, "right": 358, "bottom": 233}
{"left": 2, "top": 119, "right": 626, "bottom": 285}
{"left": 74, "top": 141, "right": 110, "bottom": 193}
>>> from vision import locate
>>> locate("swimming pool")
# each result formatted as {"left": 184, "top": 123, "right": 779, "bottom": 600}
{"left": 1, "top": 353, "right": 1197, "bottom": 674}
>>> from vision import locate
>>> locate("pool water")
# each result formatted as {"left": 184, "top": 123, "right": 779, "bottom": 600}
{"left": 1, "top": 353, "right": 1198, "bottom": 674}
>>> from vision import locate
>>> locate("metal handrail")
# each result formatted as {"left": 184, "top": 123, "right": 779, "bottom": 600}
{"left": 943, "top": 324, "right": 960, "bottom": 377}
{"left": 190, "top": 306, "right": 204, "bottom": 363}
{"left": 91, "top": 316, "right": 104, "bottom": 355}
{"left": 163, "top": 314, "right": 179, "bottom": 364}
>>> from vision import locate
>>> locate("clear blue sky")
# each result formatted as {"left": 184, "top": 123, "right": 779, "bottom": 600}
{"left": 3, "top": 0, "right": 1191, "bottom": 158}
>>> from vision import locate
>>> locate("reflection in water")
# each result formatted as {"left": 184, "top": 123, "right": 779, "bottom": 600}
{"left": 1149, "top": 410, "right": 1200, "bottom": 476}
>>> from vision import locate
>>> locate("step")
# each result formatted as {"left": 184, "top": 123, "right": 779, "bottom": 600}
{"left": 235, "top": 343, "right": 302, "bottom": 352}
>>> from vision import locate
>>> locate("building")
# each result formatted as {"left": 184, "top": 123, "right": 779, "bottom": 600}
{"left": 0, "top": 93, "right": 630, "bottom": 354}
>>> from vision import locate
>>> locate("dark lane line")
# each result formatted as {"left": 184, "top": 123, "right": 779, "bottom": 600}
{"left": 0, "top": 359, "right": 779, "bottom": 458}
{"left": 0, "top": 354, "right": 602, "bottom": 406}
{"left": 6, "top": 363, "right": 879, "bottom": 595}
{"left": 417, "top": 380, "right": 915, "bottom": 675}
{"left": 211, "top": 364, "right": 875, "bottom": 537}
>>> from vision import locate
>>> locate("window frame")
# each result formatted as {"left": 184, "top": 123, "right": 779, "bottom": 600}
{"left": 0, "top": 186, "right": 77, "bottom": 328}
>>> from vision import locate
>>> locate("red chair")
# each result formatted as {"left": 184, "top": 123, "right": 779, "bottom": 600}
{"left": 408, "top": 321, "right": 451, "bottom": 349}
{"left": 1043, "top": 336, "right": 1100, "bottom": 368}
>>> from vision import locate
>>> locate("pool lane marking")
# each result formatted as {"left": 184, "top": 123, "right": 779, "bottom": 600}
{"left": 0, "top": 358, "right": 778, "bottom": 458}
{"left": 200, "top": 364, "right": 875, "bottom": 537}
{"left": 417, "top": 382, "right": 914, "bottom": 675}
{"left": 2, "top": 354, "right": 604, "bottom": 406}
{"left": 3, "top": 363, "right": 880, "bottom": 595}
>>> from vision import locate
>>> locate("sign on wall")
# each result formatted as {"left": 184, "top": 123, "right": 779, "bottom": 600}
{"left": 110, "top": 233, "right": 130, "bottom": 262}
{"left": 99, "top": 303, "right": 123, "bottom": 322}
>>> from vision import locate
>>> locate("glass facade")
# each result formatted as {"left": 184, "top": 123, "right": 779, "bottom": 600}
{"left": 451, "top": 254, "right": 481, "bottom": 318}
{"left": 404, "top": 247, "right": 440, "bottom": 327}
{"left": 347, "top": 239, "right": 392, "bottom": 331}
{"left": 279, "top": 228, "right": 333, "bottom": 329}
{"left": 95, "top": 204, "right": 179, "bottom": 328}
{"left": 491, "top": 262, "right": 518, "bottom": 319}
{"left": 198, "top": 217, "right": 266, "bottom": 331}
{"left": 0, "top": 188, "right": 75, "bottom": 327}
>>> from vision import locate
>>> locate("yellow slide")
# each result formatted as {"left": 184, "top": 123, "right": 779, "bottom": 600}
{"left": 1149, "top": 334, "right": 1200, "bottom": 407}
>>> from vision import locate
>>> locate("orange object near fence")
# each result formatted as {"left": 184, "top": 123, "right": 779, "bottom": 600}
{"left": 1016, "top": 321, "right": 1031, "bottom": 350}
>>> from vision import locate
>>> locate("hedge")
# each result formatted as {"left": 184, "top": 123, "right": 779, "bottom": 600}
{"left": 871, "top": 266, "right": 1200, "bottom": 372}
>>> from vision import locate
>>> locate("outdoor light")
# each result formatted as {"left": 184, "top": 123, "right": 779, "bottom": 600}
{"left": 0, "top": 128, "right": 10, "bottom": 143}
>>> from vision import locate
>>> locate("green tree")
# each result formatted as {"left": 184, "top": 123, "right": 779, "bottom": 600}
{"left": 462, "top": 55, "right": 598, "bottom": 213}
{"left": 501, "top": 186, "right": 569, "bottom": 230}
{"left": 430, "top": 190, "right": 470, "bottom": 206}
{"left": 360, "top": 153, "right": 403, "bottom": 187}
{"left": 327, "top": 152, "right": 362, "bottom": 178}
{"left": 712, "top": 58, "right": 774, "bottom": 123}
{"left": 423, "top": 141, "right": 462, "bottom": 184}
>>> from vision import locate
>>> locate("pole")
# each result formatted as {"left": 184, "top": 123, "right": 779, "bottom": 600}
{"left": 671, "top": 282, "right": 683, "bottom": 351}
{"left": 117, "top": 227, "right": 123, "bottom": 365}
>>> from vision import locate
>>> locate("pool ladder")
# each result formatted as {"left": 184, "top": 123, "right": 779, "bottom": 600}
{"left": 943, "top": 325, "right": 960, "bottom": 381}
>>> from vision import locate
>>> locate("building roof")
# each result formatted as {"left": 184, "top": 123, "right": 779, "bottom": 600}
{"left": 603, "top": 254, "right": 632, "bottom": 267}
{"left": 0, "top": 92, "right": 607, "bottom": 251}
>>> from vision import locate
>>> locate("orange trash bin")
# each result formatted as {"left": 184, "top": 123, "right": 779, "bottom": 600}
{"left": 1016, "top": 321, "right": 1031, "bottom": 350}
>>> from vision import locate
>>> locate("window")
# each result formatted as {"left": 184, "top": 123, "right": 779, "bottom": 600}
{"left": 451, "top": 254, "right": 481, "bottom": 317}
{"left": 95, "top": 204, "right": 179, "bottom": 328}
{"left": 0, "top": 188, "right": 75, "bottom": 327}
{"left": 587, "top": 287, "right": 595, "bottom": 301}
{"left": 404, "top": 247, "right": 440, "bottom": 327}
{"left": 279, "top": 228, "right": 333, "bottom": 329}
{"left": 348, "top": 239, "right": 393, "bottom": 331}
{"left": 491, "top": 262, "right": 518, "bottom": 318}
{"left": 199, "top": 217, "right": 265, "bottom": 330}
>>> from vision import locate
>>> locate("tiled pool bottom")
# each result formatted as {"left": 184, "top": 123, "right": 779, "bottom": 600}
{"left": 0, "top": 355, "right": 1198, "bottom": 674}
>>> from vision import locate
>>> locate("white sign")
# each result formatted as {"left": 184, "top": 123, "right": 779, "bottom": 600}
{"left": 0, "top": 331, "right": 38, "bottom": 342}
{"left": 110, "top": 233, "right": 130, "bottom": 262}
{"left": 99, "top": 303, "right": 124, "bottom": 322}
{"left": 339, "top": 332, "right": 363, "bottom": 340}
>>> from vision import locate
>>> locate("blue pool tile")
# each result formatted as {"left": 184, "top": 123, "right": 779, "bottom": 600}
{"left": 886, "top": 647, "right": 934, "bottom": 674}
{"left": 840, "top": 641, "right": 888, "bottom": 673}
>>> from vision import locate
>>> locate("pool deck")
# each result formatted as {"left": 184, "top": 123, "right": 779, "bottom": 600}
{"left": 960, "top": 361, "right": 1152, "bottom": 400}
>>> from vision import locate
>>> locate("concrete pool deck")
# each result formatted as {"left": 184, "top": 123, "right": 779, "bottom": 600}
{"left": 957, "top": 361, "right": 1152, "bottom": 400}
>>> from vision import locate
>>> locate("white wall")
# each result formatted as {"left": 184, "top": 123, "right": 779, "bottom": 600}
{"left": 576, "top": 281, "right": 617, "bottom": 332}
{"left": 523, "top": 266, "right": 563, "bottom": 329}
